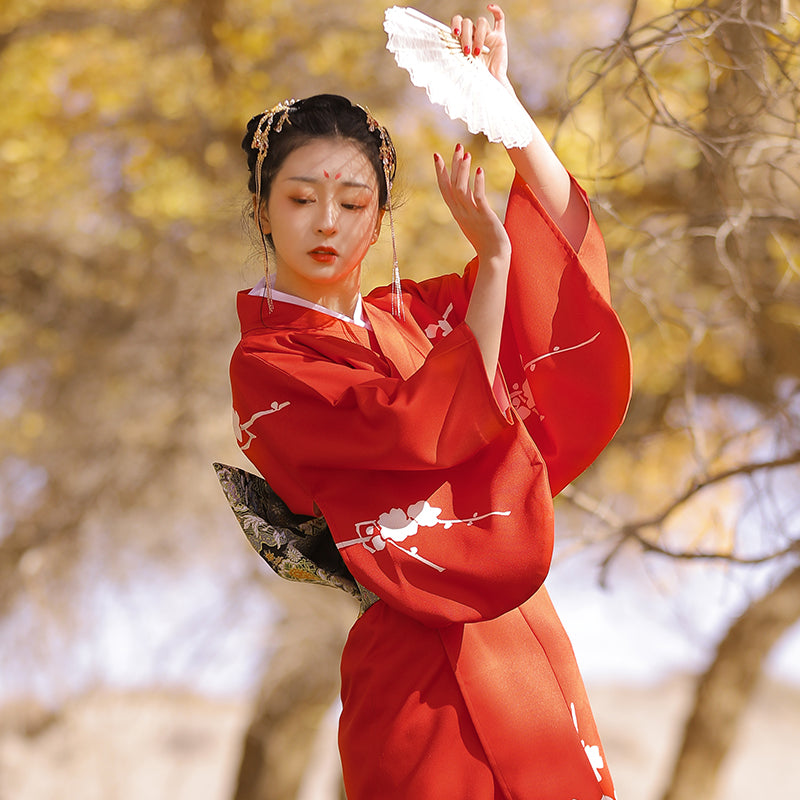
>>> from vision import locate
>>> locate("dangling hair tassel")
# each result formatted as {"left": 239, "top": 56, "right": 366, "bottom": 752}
{"left": 359, "top": 104, "right": 404, "bottom": 320}
{"left": 254, "top": 188, "right": 274, "bottom": 314}
{"left": 387, "top": 184, "right": 404, "bottom": 321}
{"left": 250, "top": 99, "right": 297, "bottom": 314}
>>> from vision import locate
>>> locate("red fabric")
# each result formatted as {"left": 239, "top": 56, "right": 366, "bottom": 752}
{"left": 229, "top": 174, "right": 631, "bottom": 799}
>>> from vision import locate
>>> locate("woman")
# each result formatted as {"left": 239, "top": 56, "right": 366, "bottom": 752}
{"left": 226, "top": 5, "right": 630, "bottom": 798}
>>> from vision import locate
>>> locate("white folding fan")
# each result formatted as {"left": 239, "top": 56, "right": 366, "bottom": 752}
{"left": 383, "top": 6, "right": 535, "bottom": 148}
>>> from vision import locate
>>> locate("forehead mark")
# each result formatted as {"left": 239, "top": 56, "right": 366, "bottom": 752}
{"left": 321, "top": 170, "right": 344, "bottom": 180}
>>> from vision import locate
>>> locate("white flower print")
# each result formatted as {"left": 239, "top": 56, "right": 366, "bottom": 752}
{"left": 377, "top": 501, "right": 442, "bottom": 542}
{"left": 233, "top": 402, "right": 290, "bottom": 451}
{"left": 522, "top": 332, "right": 601, "bottom": 373}
{"left": 337, "top": 499, "right": 510, "bottom": 571}
{"left": 407, "top": 499, "right": 442, "bottom": 528}
{"left": 508, "top": 379, "right": 541, "bottom": 422}
{"left": 424, "top": 303, "right": 454, "bottom": 340}
{"left": 570, "top": 702, "right": 606, "bottom": 784}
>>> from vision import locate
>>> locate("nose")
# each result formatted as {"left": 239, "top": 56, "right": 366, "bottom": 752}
{"left": 316, "top": 201, "right": 338, "bottom": 236}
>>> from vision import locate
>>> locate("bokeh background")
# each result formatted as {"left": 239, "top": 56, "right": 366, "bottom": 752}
{"left": 1, "top": 1, "right": 799, "bottom": 798}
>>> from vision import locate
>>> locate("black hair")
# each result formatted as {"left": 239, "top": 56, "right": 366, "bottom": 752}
{"left": 241, "top": 94, "right": 397, "bottom": 212}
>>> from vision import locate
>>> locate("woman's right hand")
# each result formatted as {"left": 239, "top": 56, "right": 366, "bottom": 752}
{"left": 433, "top": 144, "right": 511, "bottom": 265}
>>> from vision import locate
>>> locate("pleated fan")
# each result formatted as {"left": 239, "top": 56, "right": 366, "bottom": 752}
{"left": 383, "top": 6, "right": 535, "bottom": 148}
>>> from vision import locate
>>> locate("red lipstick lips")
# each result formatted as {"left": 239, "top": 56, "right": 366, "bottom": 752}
{"left": 309, "top": 247, "right": 338, "bottom": 263}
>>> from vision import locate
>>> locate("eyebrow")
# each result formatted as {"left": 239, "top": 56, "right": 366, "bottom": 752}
{"left": 286, "top": 176, "right": 374, "bottom": 190}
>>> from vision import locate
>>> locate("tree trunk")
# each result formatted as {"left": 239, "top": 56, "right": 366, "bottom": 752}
{"left": 660, "top": 562, "right": 800, "bottom": 800}
{"left": 231, "top": 585, "right": 353, "bottom": 800}
{"left": 686, "top": 0, "right": 794, "bottom": 400}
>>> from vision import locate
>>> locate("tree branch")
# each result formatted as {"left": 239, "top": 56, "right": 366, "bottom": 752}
{"left": 562, "top": 450, "right": 800, "bottom": 573}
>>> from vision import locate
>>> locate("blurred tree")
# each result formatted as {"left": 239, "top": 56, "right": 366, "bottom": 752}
{"left": 554, "top": 0, "right": 800, "bottom": 797}
{"left": 1, "top": 1, "right": 798, "bottom": 799}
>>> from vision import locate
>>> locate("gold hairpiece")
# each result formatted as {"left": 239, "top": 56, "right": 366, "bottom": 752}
{"left": 249, "top": 99, "right": 404, "bottom": 320}
{"left": 358, "top": 104, "right": 404, "bottom": 320}
{"left": 251, "top": 99, "right": 297, "bottom": 312}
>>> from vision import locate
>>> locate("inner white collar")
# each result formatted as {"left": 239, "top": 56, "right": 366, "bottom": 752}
{"left": 248, "top": 276, "right": 369, "bottom": 328}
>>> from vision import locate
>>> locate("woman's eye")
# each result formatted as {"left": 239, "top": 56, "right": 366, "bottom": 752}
{"left": 292, "top": 197, "right": 313, "bottom": 205}
{"left": 342, "top": 203, "right": 365, "bottom": 211}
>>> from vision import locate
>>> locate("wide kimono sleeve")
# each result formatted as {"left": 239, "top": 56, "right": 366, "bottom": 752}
{"left": 231, "top": 322, "right": 509, "bottom": 486}
{"left": 230, "top": 321, "right": 555, "bottom": 627}
{"left": 497, "top": 173, "right": 632, "bottom": 495}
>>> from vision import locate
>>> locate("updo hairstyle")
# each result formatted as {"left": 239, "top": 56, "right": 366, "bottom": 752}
{"left": 241, "top": 94, "right": 397, "bottom": 215}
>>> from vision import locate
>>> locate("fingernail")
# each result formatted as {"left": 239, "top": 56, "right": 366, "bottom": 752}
{"left": 433, "top": 153, "right": 440, "bottom": 163}
{"left": 455, "top": 143, "right": 462, "bottom": 152}
{"left": 464, "top": 45, "right": 470, "bottom": 55}
{"left": 473, "top": 46, "right": 481, "bottom": 56}
{"left": 476, "top": 167, "right": 483, "bottom": 174}
{"left": 453, "top": 27, "right": 460, "bottom": 35}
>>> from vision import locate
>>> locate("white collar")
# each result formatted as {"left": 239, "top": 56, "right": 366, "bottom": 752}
{"left": 248, "top": 276, "right": 369, "bottom": 328}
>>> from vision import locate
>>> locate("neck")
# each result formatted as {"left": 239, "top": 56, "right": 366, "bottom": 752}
{"left": 273, "top": 267, "right": 362, "bottom": 318}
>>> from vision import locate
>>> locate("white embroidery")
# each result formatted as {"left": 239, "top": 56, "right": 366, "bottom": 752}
{"left": 523, "top": 332, "right": 601, "bottom": 373}
{"left": 233, "top": 402, "right": 290, "bottom": 451}
{"left": 336, "top": 499, "right": 510, "bottom": 572}
{"left": 424, "top": 303, "right": 454, "bottom": 340}
{"left": 509, "top": 379, "right": 542, "bottom": 422}
{"left": 570, "top": 702, "right": 605, "bottom": 783}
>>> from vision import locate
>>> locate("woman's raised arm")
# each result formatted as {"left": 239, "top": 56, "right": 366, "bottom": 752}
{"left": 452, "top": 4, "right": 589, "bottom": 250}
{"left": 433, "top": 144, "right": 511, "bottom": 382}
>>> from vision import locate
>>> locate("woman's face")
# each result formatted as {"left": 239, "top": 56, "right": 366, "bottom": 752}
{"left": 260, "top": 137, "right": 383, "bottom": 304}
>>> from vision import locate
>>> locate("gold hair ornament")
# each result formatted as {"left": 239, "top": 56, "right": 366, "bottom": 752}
{"left": 251, "top": 98, "right": 298, "bottom": 312}
{"left": 250, "top": 98, "right": 404, "bottom": 320}
{"left": 358, "top": 104, "right": 404, "bottom": 320}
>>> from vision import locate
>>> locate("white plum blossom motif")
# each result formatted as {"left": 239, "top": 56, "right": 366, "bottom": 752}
{"left": 570, "top": 702, "right": 606, "bottom": 784}
{"left": 336, "top": 499, "right": 510, "bottom": 571}
{"left": 516, "top": 332, "right": 601, "bottom": 423}
{"left": 233, "top": 402, "right": 290, "bottom": 451}
{"left": 523, "top": 332, "right": 601, "bottom": 374}
{"left": 508, "top": 379, "right": 540, "bottom": 422}
{"left": 424, "top": 303, "right": 454, "bottom": 340}
{"left": 377, "top": 500, "right": 443, "bottom": 542}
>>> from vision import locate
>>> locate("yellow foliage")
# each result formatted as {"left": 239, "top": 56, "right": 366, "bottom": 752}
{"left": 0, "top": 0, "right": 797, "bottom": 567}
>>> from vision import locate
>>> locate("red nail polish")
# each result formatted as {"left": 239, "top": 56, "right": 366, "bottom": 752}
{"left": 473, "top": 46, "right": 481, "bottom": 56}
{"left": 453, "top": 27, "right": 460, "bottom": 35}
{"left": 455, "top": 143, "right": 462, "bottom": 151}
{"left": 464, "top": 45, "right": 470, "bottom": 55}
{"left": 476, "top": 167, "right": 483, "bottom": 174}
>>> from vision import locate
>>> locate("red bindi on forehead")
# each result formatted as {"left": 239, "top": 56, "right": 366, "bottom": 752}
{"left": 322, "top": 170, "right": 343, "bottom": 180}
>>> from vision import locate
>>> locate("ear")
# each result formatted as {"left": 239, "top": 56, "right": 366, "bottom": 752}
{"left": 254, "top": 195, "right": 271, "bottom": 235}
{"left": 371, "top": 208, "right": 386, "bottom": 244}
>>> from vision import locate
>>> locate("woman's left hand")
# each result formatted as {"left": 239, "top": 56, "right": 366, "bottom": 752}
{"left": 450, "top": 4, "right": 511, "bottom": 90}
{"left": 433, "top": 144, "right": 511, "bottom": 264}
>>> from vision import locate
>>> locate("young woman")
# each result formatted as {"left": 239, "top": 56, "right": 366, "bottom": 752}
{"left": 226, "top": 6, "right": 630, "bottom": 798}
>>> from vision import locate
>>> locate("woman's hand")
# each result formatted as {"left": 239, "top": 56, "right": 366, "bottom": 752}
{"left": 451, "top": 4, "right": 512, "bottom": 92}
{"left": 433, "top": 144, "right": 511, "bottom": 264}
{"left": 451, "top": 4, "right": 588, "bottom": 249}
{"left": 434, "top": 144, "right": 511, "bottom": 382}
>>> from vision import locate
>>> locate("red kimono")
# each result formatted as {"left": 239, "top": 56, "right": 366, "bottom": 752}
{"left": 229, "top": 174, "right": 631, "bottom": 799}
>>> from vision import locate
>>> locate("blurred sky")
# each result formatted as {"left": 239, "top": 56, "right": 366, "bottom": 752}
{"left": 1, "top": 0, "right": 798, "bottom": 711}
{"left": 1, "top": 532, "right": 797, "bottom": 708}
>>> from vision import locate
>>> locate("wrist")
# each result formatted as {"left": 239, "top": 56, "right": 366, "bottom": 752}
{"left": 478, "top": 249, "right": 512, "bottom": 273}
{"left": 492, "top": 72, "right": 517, "bottom": 98}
